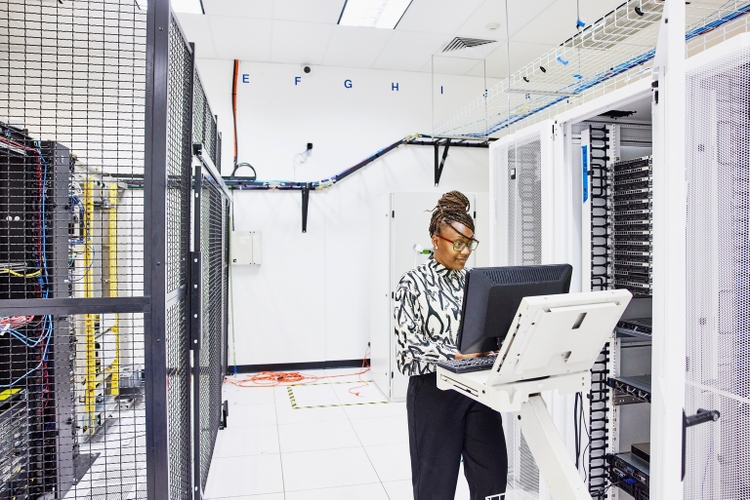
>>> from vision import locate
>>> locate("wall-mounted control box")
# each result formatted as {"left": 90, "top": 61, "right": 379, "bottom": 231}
{"left": 231, "top": 230, "right": 262, "bottom": 265}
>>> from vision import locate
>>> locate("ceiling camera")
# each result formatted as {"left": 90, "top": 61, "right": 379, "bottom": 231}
{"left": 303, "top": 65, "right": 312, "bottom": 74}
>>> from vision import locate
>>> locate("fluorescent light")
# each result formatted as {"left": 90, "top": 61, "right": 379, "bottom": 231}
{"left": 338, "top": 0, "right": 413, "bottom": 29}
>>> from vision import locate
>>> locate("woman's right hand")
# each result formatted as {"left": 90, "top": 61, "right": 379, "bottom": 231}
{"left": 454, "top": 351, "right": 495, "bottom": 360}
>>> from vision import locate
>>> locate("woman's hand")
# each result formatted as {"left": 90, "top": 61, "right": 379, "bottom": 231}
{"left": 454, "top": 351, "right": 496, "bottom": 360}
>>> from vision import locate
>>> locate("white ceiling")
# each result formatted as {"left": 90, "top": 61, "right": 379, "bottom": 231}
{"left": 176, "top": 0, "right": 624, "bottom": 78}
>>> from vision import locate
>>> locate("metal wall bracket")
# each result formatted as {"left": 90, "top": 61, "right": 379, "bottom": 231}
{"left": 434, "top": 138, "right": 451, "bottom": 186}
{"left": 301, "top": 184, "right": 310, "bottom": 233}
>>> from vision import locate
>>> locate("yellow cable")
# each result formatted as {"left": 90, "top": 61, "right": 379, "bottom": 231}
{"left": 0, "top": 268, "right": 42, "bottom": 278}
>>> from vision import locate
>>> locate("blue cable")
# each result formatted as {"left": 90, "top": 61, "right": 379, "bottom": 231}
{"left": 68, "top": 243, "right": 97, "bottom": 283}
{"left": 0, "top": 315, "right": 53, "bottom": 388}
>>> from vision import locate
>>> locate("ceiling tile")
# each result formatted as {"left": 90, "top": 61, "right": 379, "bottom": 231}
{"left": 397, "top": 0, "right": 485, "bottom": 35}
{"left": 186, "top": 0, "right": 638, "bottom": 77}
{"left": 174, "top": 13, "right": 217, "bottom": 59}
{"left": 209, "top": 16, "right": 273, "bottom": 61}
{"left": 322, "top": 26, "right": 393, "bottom": 68}
{"left": 202, "top": 0, "right": 274, "bottom": 18}
{"left": 271, "top": 0, "right": 344, "bottom": 24}
{"left": 270, "top": 20, "right": 336, "bottom": 65}
{"left": 373, "top": 30, "right": 448, "bottom": 72}
{"left": 510, "top": 0, "right": 623, "bottom": 44}
{"left": 455, "top": 0, "right": 508, "bottom": 40}
{"left": 506, "top": 0, "right": 557, "bottom": 37}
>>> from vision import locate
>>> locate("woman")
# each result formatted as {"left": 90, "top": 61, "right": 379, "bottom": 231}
{"left": 394, "top": 191, "right": 508, "bottom": 500}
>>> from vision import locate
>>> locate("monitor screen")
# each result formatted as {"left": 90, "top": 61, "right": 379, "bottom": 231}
{"left": 457, "top": 264, "right": 573, "bottom": 354}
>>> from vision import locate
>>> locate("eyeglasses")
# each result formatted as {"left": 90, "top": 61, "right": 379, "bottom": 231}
{"left": 435, "top": 234, "right": 479, "bottom": 252}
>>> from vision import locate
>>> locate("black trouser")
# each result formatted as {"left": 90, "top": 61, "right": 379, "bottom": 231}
{"left": 407, "top": 372, "right": 508, "bottom": 500}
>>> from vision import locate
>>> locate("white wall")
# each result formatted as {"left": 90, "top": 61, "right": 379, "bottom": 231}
{"left": 197, "top": 59, "right": 492, "bottom": 366}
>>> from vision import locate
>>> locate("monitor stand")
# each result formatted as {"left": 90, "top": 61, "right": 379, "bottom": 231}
{"left": 519, "top": 393, "right": 591, "bottom": 500}
{"left": 436, "top": 369, "right": 593, "bottom": 500}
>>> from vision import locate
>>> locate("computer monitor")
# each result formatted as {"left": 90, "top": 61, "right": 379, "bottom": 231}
{"left": 457, "top": 264, "right": 573, "bottom": 354}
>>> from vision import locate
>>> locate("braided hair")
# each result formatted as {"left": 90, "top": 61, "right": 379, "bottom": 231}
{"left": 428, "top": 190, "right": 474, "bottom": 236}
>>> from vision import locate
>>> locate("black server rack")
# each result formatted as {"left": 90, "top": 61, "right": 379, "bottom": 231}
{"left": 0, "top": 123, "right": 74, "bottom": 499}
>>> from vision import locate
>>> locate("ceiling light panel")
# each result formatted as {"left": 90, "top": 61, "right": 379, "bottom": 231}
{"left": 339, "top": 0, "right": 414, "bottom": 29}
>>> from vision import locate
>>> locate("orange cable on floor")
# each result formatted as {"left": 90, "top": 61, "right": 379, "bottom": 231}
{"left": 225, "top": 346, "right": 371, "bottom": 390}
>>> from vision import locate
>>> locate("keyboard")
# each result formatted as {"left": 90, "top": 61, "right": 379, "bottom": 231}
{"left": 438, "top": 354, "right": 498, "bottom": 374}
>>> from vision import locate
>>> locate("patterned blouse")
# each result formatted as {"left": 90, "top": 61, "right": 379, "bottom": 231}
{"left": 393, "top": 257, "right": 466, "bottom": 376}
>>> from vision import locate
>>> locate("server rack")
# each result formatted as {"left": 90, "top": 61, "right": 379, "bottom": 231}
{"left": 580, "top": 122, "right": 654, "bottom": 500}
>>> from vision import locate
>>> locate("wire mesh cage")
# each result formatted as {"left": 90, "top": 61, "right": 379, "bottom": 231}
{"left": 191, "top": 69, "right": 230, "bottom": 496}
{"left": 0, "top": 1, "right": 153, "bottom": 498}
{"left": 0, "top": 0, "right": 230, "bottom": 498}
{"left": 194, "top": 172, "right": 230, "bottom": 493}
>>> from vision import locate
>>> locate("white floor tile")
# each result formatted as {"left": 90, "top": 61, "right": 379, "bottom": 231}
{"left": 278, "top": 419, "right": 359, "bottom": 453}
{"left": 212, "top": 425, "right": 279, "bottom": 457}
{"left": 210, "top": 372, "right": 492, "bottom": 500}
{"left": 282, "top": 383, "right": 339, "bottom": 408}
{"left": 281, "top": 447, "right": 380, "bottom": 492}
{"left": 343, "top": 400, "right": 407, "bottom": 420}
{"left": 226, "top": 402, "right": 277, "bottom": 428}
{"left": 223, "top": 385, "right": 276, "bottom": 405}
{"left": 204, "top": 454, "right": 283, "bottom": 498}
{"left": 349, "top": 414, "right": 409, "bottom": 447}
{"left": 382, "top": 479, "right": 413, "bottom": 500}
{"left": 284, "top": 482, "right": 390, "bottom": 500}
{"left": 382, "top": 474, "right": 471, "bottom": 500}
{"left": 331, "top": 379, "right": 388, "bottom": 406}
{"left": 364, "top": 442, "right": 412, "bottom": 482}
{"left": 322, "top": 367, "right": 373, "bottom": 383}
{"left": 275, "top": 403, "right": 349, "bottom": 425}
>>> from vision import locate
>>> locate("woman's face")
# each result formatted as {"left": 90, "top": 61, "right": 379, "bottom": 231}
{"left": 431, "top": 222, "right": 475, "bottom": 271}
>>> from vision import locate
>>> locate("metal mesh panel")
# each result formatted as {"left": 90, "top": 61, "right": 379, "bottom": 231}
{"left": 196, "top": 176, "right": 230, "bottom": 491}
{"left": 166, "top": 15, "right": 192, "bottom": 295}
{"left": 165, "top": 13, "right": 193, "bottom": 500}
{"left": 63, "top": 313, "right": 147, "bottom": 500}
{"left": 0, "top": 1, "right": 152, "bottom": 498}
{"left": 192, "top": 75, "right": 219, "bottom": 168}
{"left": 166, "top": 300, "right": 191, "bottom": 500}
{"left": 684, "top": 42, "right": 750, "bottom": 500}
{"left": 507, "top": 137, "right": 542, "bottom": 266}
{"left": 0, "top": 1, "right": 146, "bottom": 297}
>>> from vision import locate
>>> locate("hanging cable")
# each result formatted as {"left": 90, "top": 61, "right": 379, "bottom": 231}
{"left": 230, "top": 59, "right": 257, "bottom": 180}
{"left": 232, "top": 59, "right": 239, "bottom": 167}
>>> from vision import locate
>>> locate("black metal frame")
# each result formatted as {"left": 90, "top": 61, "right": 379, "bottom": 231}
{"left": 191, "top": 143, "right": 231, "bottom": 499}
{"left": 144, "top": 0, "right": 171, "bottom": 497}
